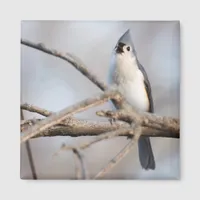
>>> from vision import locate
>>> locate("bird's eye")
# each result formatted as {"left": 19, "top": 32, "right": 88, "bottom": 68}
{"left": 126, "top": 46, "right": 130, "bottom": 51}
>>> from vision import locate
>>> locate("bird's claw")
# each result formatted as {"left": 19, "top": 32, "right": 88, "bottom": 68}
{"left": 108, "top": 118, "right": 116, "bottom": 125}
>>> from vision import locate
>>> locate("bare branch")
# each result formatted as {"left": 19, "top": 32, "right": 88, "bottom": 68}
{"left": 55, "top": 128, "right": 134, "bottom": 154}
{"left": 97, "top": 110, "right": 179, "bottom": 134}
{"left": 20, "top": 109, "right": 37, "bottom": 180}
{"left": 21, "top": 104, "right": 179, "bottom": 139}
{"left": 72, "top": 151, "right": 81, "bottom": 179}
{"left": 22, "top": 121, "right": 178, "bottom": 138}
{"left": 21, "top": 116, "right": 179, "bottom": 139}
{"left": 54, "top": 128, "right": 136, "bottom": 179}
{"left": 94, "top": 125, "right": 142, "bottom": 179}
{"left": 21, "top": 39, "right": 107, "bottom": 91}
{"left": 21, "top": 103, "right": 51, "bottom": 117}
{"left": 21, "top": 119, "right": 38, "bottom": 127}
{"left": 21, "top": 89, "right": 119, "bottom": 143}
{"left": 72, "top": 148, "right": 87, "bottom": 179}
{"left": 54, "top": 144, "right": 88, "bottom": 179}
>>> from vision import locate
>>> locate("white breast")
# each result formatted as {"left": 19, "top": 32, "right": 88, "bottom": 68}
{"left": 111, "top": 53, "right": 149, "bottom": 112}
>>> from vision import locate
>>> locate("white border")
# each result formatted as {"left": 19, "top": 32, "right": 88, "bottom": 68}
{"left": 0, "top": 0, "right": 199, "bottom": 200}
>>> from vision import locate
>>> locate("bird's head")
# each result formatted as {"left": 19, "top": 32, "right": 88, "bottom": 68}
{"left": 113, "top": 29, "right": 137, "bottom": 63}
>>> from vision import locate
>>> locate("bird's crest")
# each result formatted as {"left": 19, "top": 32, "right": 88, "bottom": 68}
{"left": 117, "top": 29, "right": 136, "bottom": 55}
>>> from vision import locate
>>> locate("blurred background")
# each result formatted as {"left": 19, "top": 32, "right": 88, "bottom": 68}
{"left": 21, "top": 21, "right": 180, "bottom": 179}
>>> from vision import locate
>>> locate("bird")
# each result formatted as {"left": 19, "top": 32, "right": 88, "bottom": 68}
{"left": 108, "top": 29, "right": 155, "bottom": 170}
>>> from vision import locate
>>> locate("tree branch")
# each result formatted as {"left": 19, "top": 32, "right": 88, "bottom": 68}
{"left": 21, "top": 104, "right": 179, "bottom": 139}
{"left": 21, "top": 39, "right": 107, "bottom": 91}
{"left": 94, "top": 125, "right": 142, "bottom": 179}
{"left": 21, "top": 89, "right": 120, "bottom": 143}
{"left": 21, "top": 103, "right": 51, "bottom": 117}
{"left": 97, "top": 110, "right": 179, "bottom": 134}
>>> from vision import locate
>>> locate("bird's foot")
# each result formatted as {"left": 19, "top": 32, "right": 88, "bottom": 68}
{"left": 108, "top": 118, "right": 116, "bottom": 125}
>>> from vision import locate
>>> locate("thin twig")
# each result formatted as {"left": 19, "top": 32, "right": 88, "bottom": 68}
{"left": 21, "top": 39, "right": 107, "bottom": 91}
{"left": 21, "top": 103, "right": 51, "bottom": 117}
{"left": 70, "top": 128, "right": 134, "bottom": 150}
{"left": 20, "top": 109, "right": 37, "bottom": 179}
{"left": 72, "top": 148, "right": 87, "bottom": 179}
{"left": 53, "top": 128, "right": 134, "bottom": 156}
{"left": 94, "top": 125, "right": 142, "bottom": 179}
{"left": 21, "top": 89, "right": 120, "bottom": 143}
{"left": 72, "top": 150, "right": 81, "bottom": 179}
{"left": 21, "top": 119, "right": 36, "bottom": 127}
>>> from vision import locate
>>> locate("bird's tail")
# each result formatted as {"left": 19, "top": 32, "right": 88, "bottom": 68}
{"left": 138, "top": 136, "right": 155, "bottom": 170}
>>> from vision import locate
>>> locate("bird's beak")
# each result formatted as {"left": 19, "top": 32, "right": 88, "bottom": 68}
{"left": 115, "top": 44, "right": 124, "bottom": 54}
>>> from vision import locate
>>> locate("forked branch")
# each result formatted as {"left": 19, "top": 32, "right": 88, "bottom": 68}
{"left": 21, "top": 89, "right": 121, "bottom": 143}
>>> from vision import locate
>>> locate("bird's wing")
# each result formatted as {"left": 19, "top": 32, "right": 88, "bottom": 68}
{"left": 137, "top": 62, "right": 156, "bottom": 170}
{"left": 138, "top": 62, "right": 154, "bottom": 113}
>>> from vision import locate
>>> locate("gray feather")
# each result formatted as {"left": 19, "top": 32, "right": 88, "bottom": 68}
{"left": 138, "top": 136, "right": 155, "bottom": 170}
{"left": 137, "top": 63, "right": 155, "bottom": 170}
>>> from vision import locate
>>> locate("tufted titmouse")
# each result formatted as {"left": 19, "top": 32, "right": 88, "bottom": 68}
{"left": 108, "top": 29, "right": 155, "bottom": 170}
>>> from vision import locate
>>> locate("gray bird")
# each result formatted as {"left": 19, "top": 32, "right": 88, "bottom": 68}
{"left": 108, "top": 29, "right": 155, "bottom": 170}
